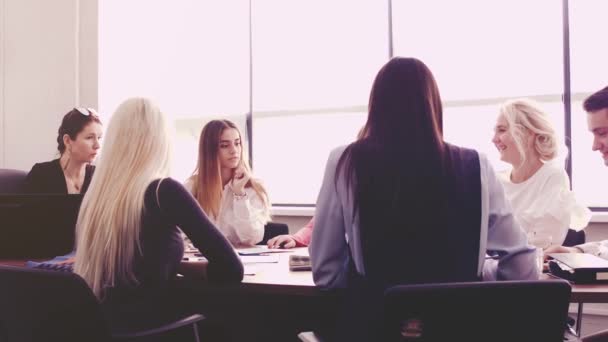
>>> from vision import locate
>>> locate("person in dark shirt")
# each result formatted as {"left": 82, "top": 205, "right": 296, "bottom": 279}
{"left": 73, "top": 98, "right": 243, "bottom": 334}
{"left": 24, "top": 107, "right": 102, "bottom": 194}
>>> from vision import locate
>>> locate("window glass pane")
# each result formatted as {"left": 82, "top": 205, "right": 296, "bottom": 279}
{"left": 393, "top": 0, "right": 562, "bottom": 100}
{"left": 569, "top": 0, "right": 608, "bottom": 207}
{"left": 99, "top": 0, "right": 249, "bottom": 182}
{"left": 252, "top": 0, "right": 388, "bottom": 111}
{"left": 252, "top": 0, "right": 388, "bottom": 204}
{"left": 570, "top": 0, "right": 608, "bottom": 93}
{"left": 254, "top": 112, "right": 366, "bottom": 204}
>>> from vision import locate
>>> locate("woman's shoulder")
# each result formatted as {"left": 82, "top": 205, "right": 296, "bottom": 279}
{"left": 148, "top": 177, "right": 185, "bottom": 192}
{"left": 182, "top": 176, "right": 195, "bottom": 193}
{"left": 29, "top": 159, "right": 60, "bottom": 173}
{"left": 327, "top": 144, "right": 350, "bottom": 163}
{"left": 536, "top": 161, "right": 568, "bottom": 183}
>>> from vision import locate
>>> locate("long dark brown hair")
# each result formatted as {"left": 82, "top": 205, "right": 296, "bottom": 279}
{"left": 337, "top": 57, "right": 450, "bottom": 281}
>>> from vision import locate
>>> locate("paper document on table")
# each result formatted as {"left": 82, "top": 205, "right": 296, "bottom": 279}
{"left": 237, "top": 246, "right": 294, "bottom": 256}
{"left": 244, "top": 264, "right": 257, "bottom": 275}
{"left": 240, "top": 254, "right": 280, "bottom": 264}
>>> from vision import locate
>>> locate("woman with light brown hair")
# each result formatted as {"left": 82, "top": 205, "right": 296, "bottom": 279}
{"left": 185, "top": 119, "right": 271, "bottom": 247}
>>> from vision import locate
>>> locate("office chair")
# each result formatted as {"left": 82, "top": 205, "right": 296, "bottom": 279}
{"left": 383, "top": 280, "right": 572, "bottom": 342}
{"left": 563, "top": 228, "right": 586, "bottom": 247}
{"left": 0, "top": 265, "right": 204, "bottom": 342}
{"left": 257, "top": 222, "right": 289, "bottom": 245}
{"left": 0, "top": 168, "right": 27, "bottom": 193}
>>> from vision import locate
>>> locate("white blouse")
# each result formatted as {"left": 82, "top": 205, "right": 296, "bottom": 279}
{"left": 578, "top": 241, "right": 608, "bottom": 260}
{"left": 498, "top": 161, "right": 591, "bottom": 247}
{"left": 184, "top": 179, "right": 271, "bottom": 247}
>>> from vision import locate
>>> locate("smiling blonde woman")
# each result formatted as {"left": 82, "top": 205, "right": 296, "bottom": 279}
{"left": 492, "top": 99, "right": 591, "bottom": 247}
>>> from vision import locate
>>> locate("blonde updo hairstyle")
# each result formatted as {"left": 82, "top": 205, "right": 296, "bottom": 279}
{"left": 499, "top": 99, "right": 558, "bottom": 165}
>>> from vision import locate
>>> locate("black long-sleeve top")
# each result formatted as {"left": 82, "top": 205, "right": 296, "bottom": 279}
{"left": 101, "top": 178, "right": 243, "bottom": 333}
{"left": 105, "top": 178, "right": 243, "bottom": 299}
{"left": 23, "top": 159, "right": 95, "bottom": 194}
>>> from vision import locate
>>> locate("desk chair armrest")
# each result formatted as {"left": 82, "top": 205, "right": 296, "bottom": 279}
{"left": 112, "top": 313, "right": 205, "bottom": 340}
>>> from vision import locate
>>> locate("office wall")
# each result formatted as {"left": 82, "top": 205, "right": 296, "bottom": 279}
{"left": 0, "top": 0, "right": 97, "bottom": 170}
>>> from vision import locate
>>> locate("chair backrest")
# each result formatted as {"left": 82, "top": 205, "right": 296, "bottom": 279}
{"left": 0, "top": 168, "right": 27, "bottom": 193}
{"left": 563, "top": 228, "right": 586, "bottom": 247}
{"left": 0, "top": 194, "right": 82, "bottom": 258}
{"left": 384, "top": 280, "right": 571, "bottom": 342}
{"left": 258, "top": 222, "right": 289, "bottom": 245}
{"left": 0, "top": 265, "right": 110, "bottom": 342}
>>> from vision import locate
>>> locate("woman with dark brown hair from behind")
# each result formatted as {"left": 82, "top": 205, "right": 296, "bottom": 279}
{"left": 310, "top": 57, "right": 537, "bottom": 340}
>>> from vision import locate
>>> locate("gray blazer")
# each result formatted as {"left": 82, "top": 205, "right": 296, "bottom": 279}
{"left": 309, "top": 145, "right": 538, "bottom": 289}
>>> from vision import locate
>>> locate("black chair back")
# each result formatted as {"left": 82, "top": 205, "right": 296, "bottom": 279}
{"left": 0, "top": 194, "right": 82, "bottom": 258}
{"left": 258, "top": 222, "right": 289, "bottom": 245}
{"left": 0, "top": 265, "right": 110, "bottom": 342}
{"left": 563, "top": 228, "right": 586, "bottom": 247}
{"left": 0, "top": 169, "right": 27, "bottom": 193}
{"left": 384, "top": 280, "right": 571, "bottom": 342}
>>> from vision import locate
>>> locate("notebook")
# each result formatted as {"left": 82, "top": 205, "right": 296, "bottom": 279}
{"left": 237, "top": 247, "right": 294, "bottom": 256}
{"left": 26, "top": 251, "right": 75, "bottom": 273}
{"left": 289, "top": 254, "right": 311, "bottom": 271}
{"left": 548, "top": 253, "right": 608, "bottom": 283}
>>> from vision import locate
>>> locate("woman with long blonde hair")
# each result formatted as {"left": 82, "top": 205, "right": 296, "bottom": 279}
{"left": 74, "top": 98, "right": 243, "bottom": 333}
{"left": 185, "top": 119, "right": 271, "bottom": 246}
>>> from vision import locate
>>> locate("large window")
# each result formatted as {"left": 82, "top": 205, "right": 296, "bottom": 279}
{"left": 251, "top": 0, "right": 388, "bottom": 204}
{"left": 393, "top": 0, "right": 563, "bottom": 172}
{"left": 569, "top": 0, "right": 608, "bottom": 208}
{"left": 99, "top": 0, "right": 607, "bottom": 208}
{"left": 99, "top": 0, "right": 249, "bottom": 182}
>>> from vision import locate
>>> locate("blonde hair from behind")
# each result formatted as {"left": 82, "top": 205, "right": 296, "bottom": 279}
{"left": 74, "top": 98, "right": 172, "bottom": 299}
{"left": 188, "top": 120, "right": 269, "bottom": 220}
{"left": 499, "top": 98, "right": 559, "bottom": 165}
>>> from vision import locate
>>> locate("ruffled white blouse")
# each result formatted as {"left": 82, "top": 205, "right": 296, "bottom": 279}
{"left": 498, "top": 161, "right": 591, "bottom": 247}
{"left": 184, "top": 179, "right": 271, "bottom": 247}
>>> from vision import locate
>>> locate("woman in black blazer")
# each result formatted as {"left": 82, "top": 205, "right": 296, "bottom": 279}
{"left": 24, "top": 108, "right": 102, "bottom": 194}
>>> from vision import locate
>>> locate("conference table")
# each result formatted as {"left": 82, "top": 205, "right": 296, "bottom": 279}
{"left": 4, "top": 247, "right": 607, "bottom": 301}
{"left": 2, "top": 247, "right": 608, "bottom": 339}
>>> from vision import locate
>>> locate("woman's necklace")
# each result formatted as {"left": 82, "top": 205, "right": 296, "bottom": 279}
{"left": 64, "top": 174, "right": 82, "bottom": 193}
